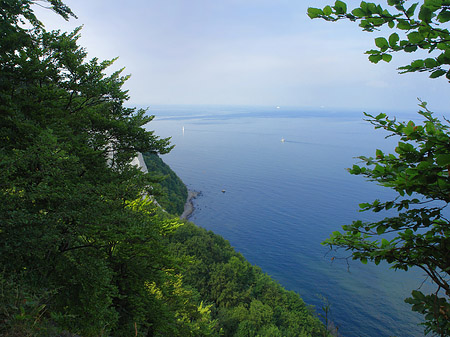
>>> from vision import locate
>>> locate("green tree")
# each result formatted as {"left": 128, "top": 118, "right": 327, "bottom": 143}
{"left": 308, "top": 1, "right": 450, "bottom": 335}
{"left": 142, "top": 152, "right": 188, "bottom": 215}
{"left": 168, "top": 222, "right": 328, "bottom": 337}
{"left": 0, "top": 1, "right": 218, "bottom": 336}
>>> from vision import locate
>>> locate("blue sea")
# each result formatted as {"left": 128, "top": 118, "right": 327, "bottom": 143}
{"left": 147, "top": 105, "right": 433, "bottom": 337}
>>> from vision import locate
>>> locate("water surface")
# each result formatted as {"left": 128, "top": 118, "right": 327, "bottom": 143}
{"left": 148, "top": 105, "right": 430, "bottom": 337}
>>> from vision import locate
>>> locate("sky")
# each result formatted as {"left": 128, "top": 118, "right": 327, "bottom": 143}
{"left": 34, "top": 0, "right": 449, "bottom": 113}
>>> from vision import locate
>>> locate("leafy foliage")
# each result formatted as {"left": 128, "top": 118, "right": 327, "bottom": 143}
{"left": 308, "top": 0, "right": 450, "bottom": 80}
{"left": 142, "top": 152, "right": 188, "bottom": 215}
{"left": 0, "top": 1, "right": 214, "bottom": 335}
{"left": 308, "top": 1, "right": 450, "bottom": 335}
{"left": 169, "top": 222, "right": 328, "bottom": 337}
{"left": 324, "top": 107, "right": 450, "bottom": 335}
{"left": 0, "top": 1, "right": 327, "bottom": 336}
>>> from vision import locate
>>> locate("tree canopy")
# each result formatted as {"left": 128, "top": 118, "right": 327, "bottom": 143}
{"left": 0, "top": 1, "right": 213, "bottom": 335}
{"left": 0, "top": 1, "right": 328, "bottom": 336}
{"left": 168, "top": 222, "right": 328, "bottom": 337}
{"left": 308, "top": 1, "right": 450, "bottom": 335}
{"left": 143, "top": 152, "right": 188, "bottom": 216}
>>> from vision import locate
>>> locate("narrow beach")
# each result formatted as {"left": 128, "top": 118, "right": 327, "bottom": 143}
{"left": 180, "top": 190, "right": 200, "bottom": 220}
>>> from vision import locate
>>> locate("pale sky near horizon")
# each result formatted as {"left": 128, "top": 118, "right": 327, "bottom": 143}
{"left": 34, "top": 0, "right": 449, "bottom": 114}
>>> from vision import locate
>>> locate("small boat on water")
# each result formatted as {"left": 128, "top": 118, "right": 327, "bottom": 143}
{"left": 281, "top": 138, "right": 285, "bottom": 142}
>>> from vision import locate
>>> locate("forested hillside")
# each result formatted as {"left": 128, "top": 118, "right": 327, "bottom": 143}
{"left": 0, "top": 1, "right": 327, "bottom": 336}
{"left": 142, "top": 152, "right": 188, "bottom": 215}
{"left": 169, "top": 222, "right": 326, "bottom": 337}
{"left": 142, "top": 153, "right": 327, "bottom": 335}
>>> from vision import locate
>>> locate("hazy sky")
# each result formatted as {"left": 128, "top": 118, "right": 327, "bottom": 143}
{"left": 35, "top": 0, "right": 449, "bottom": 113}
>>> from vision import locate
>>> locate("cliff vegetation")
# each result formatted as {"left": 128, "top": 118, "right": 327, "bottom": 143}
{"left": 0, "top": 1, "right": 327, "bottom": 336}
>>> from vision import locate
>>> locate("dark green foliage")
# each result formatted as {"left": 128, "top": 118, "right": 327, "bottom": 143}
{"left": 142, "top": 152, "right": 188, "bottom": 215}
{"left": 169, "top": 222, "right": 327, "bottom": 337}
{"left": 0, "top": 273, "right": 59, "bottom": 337}
{"left": 0, "top": 2, "right": 215, "bottom": 336}
{"left": 308, "top": 0, "right": 450, "bottom": 81}
{"left": 0, "top": 1, "right": 327, "bottom": 336}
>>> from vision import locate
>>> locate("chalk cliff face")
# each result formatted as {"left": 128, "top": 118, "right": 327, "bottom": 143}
{"left": 130, "top": 152, "right": 148, "bottom": 173}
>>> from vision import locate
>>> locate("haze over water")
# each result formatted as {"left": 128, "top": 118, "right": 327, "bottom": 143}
{"left": 148, "top": 105, "right": 432, "bottom": 337}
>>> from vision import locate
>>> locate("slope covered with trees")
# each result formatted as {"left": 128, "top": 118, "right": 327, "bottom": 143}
{"left": 142, "top": 152, "right": 188, "bottom": 216}
{"left": 0, "top": 1, "right": 326, "bottom": 336}
{"left": 0, "top": 1, "right": 213, "bottom": 335}
{"left": 168, "top": 222, "right": 327, "bottom": 337}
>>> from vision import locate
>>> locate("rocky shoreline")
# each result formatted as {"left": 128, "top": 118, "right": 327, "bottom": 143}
{"left": 180, "top": 190, "right": 200, "bottom": 220}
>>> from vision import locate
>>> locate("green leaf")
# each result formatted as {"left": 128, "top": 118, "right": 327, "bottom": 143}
{"left": 411, "top": 290, "right": 426, "bottom": 301}
{"left": 361, "top": 257, "right": 368, "bottom": 264}
{"left": 430, "top": 69, "right": 446, "bottom": 78}
{"left": 406, "top": 3, "right": 419, "bottom": 17}
{"left": 369, "top": 54, "right": 383, "bottom": 63}
{"left": 375, "top": 149, "right": 384, "bottom": 158}
{"left": 437, "top": 9, "right": 450, "bottom": 23}
{"left": 411, "top": 59, "right": 425, "bottom": 68}
{"left": 404, "top": 45, "right": 418, "bottom": 52}
{"left": 388, "top": 20, "right": 395, "bottom": 28}
{"left": 373, "top": 164, "right": 385, "bottom": 174}
{"left": 425, "top": 121, "right": 436, "bottom": 133}
{"left": 436, "top": 154, "right": 450, "bottom": 166}
{"left": 382, "top": 53, "right": 393, "bottom": 62}
{"left": 377, "top": 225, "right": 387, "bottom": 235}
{"left": 407, "top": 32, "right": 424, "bottom": 44}
{"left": 424, "top": 58, "right": 437, "bottom": 68}
{"left": 437, "top": 50, "right": 450, "bottom": 64}
{"left": 334, "top": 0, "right": 347, "bottom": 14}
{"left": 417, "top": 161, "right": 431, "bottom": 169}
{"left": 359, "top": 202, "right": 371, "bottom": 209}
{"left": 323, "top": 5, "right": 333, "bottom": 16}
{"left": 404, "top": 229, "right": 414, "bottom": 237}
{"left": 418, "top": 6, "right": 433, "bottom": 22}
{"left": 369, "top": 17, "right": 385, "bottom": 26}
{"left": 375, "top": 37, "right": 389, "bottom": 51}
{"left": 366, "top": 2, "right": 378, "bottom": 15}
{"left": 437, "top": 42, "right": 449, "bottom": 50}
{"left": 350, "top": 164, "right": 362, "bottom": 174}
{"left": 307, "top": 7, "right": 324, "bottom": 19}
{"left": 352, "top": 8, "right": 365, "bottom": 17}
{"left": 388, "top": 33, "right": 400, "bottom": 47}
{"left": 397, "top": 20, "right": 411, "bottom": 30}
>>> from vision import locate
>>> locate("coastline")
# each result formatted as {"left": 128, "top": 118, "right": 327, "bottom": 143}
{"left": 180, "top": 190, "right": 200, "bottom": 220}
